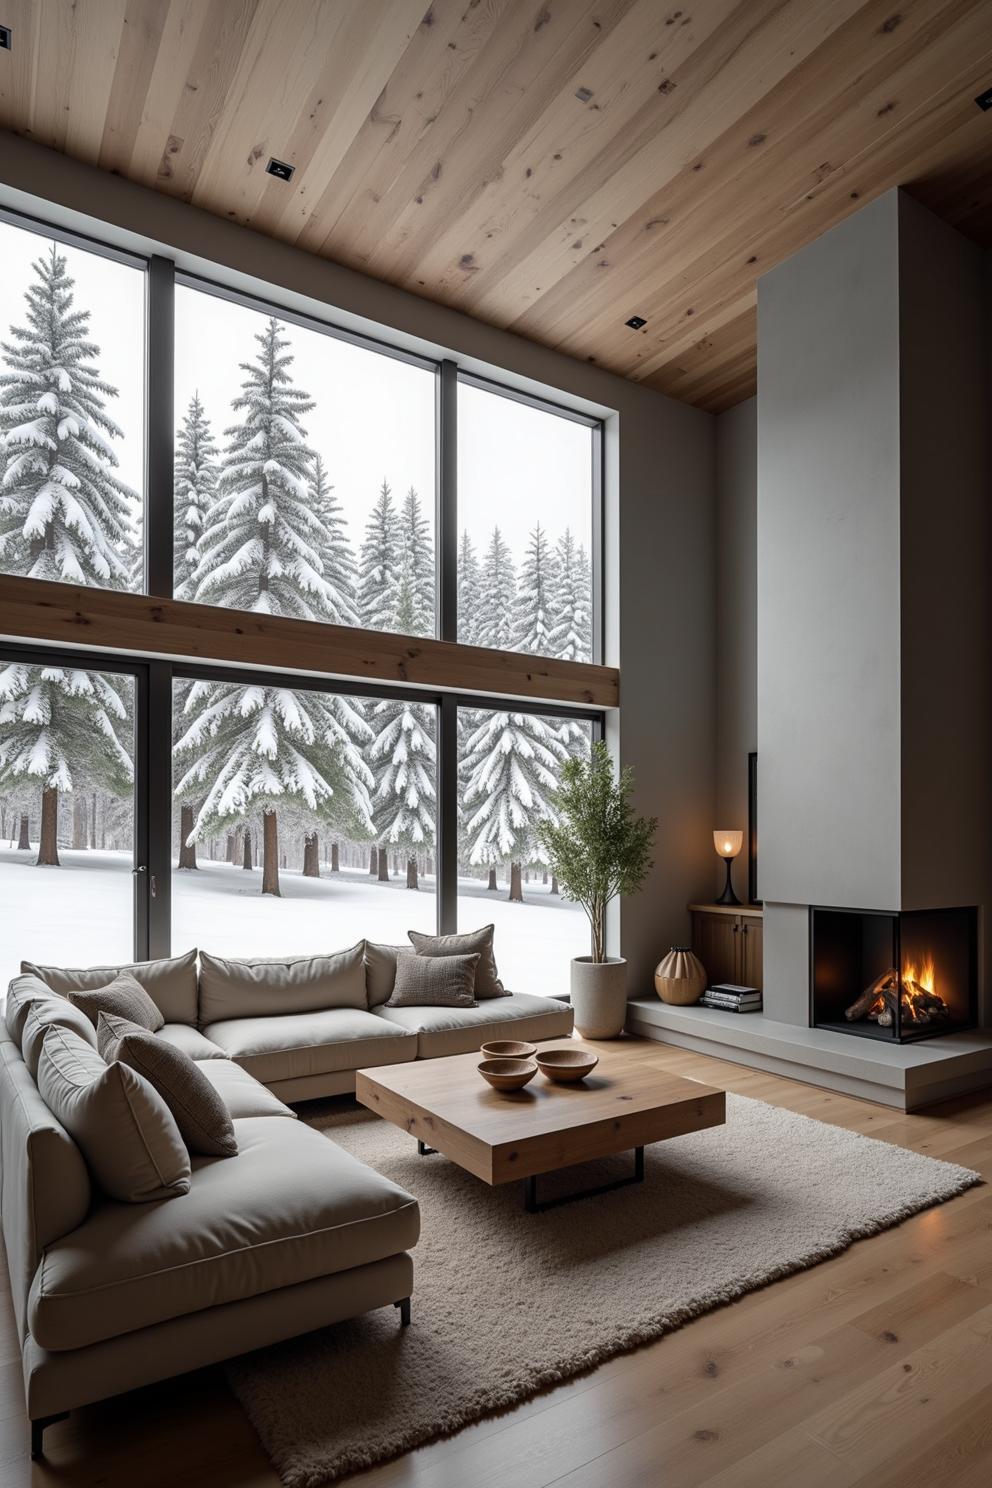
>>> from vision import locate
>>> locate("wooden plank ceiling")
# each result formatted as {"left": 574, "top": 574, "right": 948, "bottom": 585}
{"left": 1, "top": 0, "right": 991, "bottom": 413}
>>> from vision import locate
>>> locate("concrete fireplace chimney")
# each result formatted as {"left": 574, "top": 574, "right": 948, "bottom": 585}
{"left": 757, "top": 189, "right": 990, "bottom": 1023}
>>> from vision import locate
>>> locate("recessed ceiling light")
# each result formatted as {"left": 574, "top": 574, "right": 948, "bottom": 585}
{"left": 265, "top": 157, "right": 295, "bottom": 182}
{"left": 625, "top": 315, "right": 647, "bottom": 330}
{"left": 976, "top": 85, "right": 992, "bottom": 111}
{"left": 0, "top": 25, "right": 12, "bottom": 50}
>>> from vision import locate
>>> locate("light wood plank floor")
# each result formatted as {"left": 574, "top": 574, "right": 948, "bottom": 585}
{"left": 3, "top": 1040, "right": 992, "bottom": 1487}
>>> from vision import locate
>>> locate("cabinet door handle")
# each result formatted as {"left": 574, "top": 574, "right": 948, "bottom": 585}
{"left": 742, "top": 923, "right": 748, "bottom": 935}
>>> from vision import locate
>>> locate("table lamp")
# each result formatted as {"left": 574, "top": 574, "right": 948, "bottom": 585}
{"left": 713, "top": 829, "right": 743, "bottom": 905}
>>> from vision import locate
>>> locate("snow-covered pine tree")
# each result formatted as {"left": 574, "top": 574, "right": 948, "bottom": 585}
{"left": 512, "top": 521, "right": 559, "bottom": 656}
{"left": 457, "top": 530, "right": 482, "bottom": 646}
{"left": 194, "top": 317, "right": 332, "bottom": 620}
{"left": 356, "top": 479, "right": 400, "bottom": 633}
{"left": 0, "top": 663, "right": 133, "bottom": 866}
{"left": 310, "top": 453, "right": 359, "bottom": 627}
{"left": 368, "top": 486, "right": 435, "bottom": 885}
{"left": 461, "top": 709, "right": 569, "bottom": 901}
{"left": 476, "top": 527, "right": 517, "bottom": 651}
{"left": 174, "top": 392, "right": 217, "bottom": 599}
{"left": 0, "top": 244, "right": 137, "bottom": 587}
{"left": 393, "top": 487, "right": 434, "bottom": 636}
{"left": 548, "top": 527, "right": 592, "bottom": 663}
{"left": 370, "top": 699, "right": 436, "bottom": 889}
{"left": 173, "top": 682, "right": 369, "bottom": 897}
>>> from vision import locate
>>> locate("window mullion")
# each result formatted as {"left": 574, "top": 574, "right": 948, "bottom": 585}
{"left": 437, "top": 359, "right": 458, "bottom": 643}
{"left": 438, "top": 694, "right": 458, "bottom": 934}
{"left": 145, "top": 256, "right": 175, "bottom": 597}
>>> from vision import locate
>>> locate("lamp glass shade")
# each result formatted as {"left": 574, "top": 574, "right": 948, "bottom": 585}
{"left": 713, "top": 830, "right": 743, "bottom": 860}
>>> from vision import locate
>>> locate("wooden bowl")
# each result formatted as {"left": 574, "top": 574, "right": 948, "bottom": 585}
{"left": 480, "top": 1039, "right": 537, "bottom": 1060}
{"left": 535, "top": 1048, "right": 599, "bottom": 1083}
{"left": 478, "top": 1057, "right": 538, "bottom": 1091}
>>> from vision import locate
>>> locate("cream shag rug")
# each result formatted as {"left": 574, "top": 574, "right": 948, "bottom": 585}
{"left": 227, "top": 1096, "right": 979, "bottom": 1486}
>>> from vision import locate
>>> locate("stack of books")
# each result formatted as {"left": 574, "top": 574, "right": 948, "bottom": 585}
{"left": 700, "top": 982, "right": 762, "bottom": 1013}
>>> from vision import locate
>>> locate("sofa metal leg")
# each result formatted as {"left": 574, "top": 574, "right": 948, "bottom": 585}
{"left": 394, "top": 1296, "right": 411, "bottom": 1327}
{"left": 31, "top": 1412, "right": 69, "bottom": 1460}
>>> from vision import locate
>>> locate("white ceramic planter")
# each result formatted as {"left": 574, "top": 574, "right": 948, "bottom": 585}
{"left": 570, "top": 956, "right": 627, "bottom": 1039}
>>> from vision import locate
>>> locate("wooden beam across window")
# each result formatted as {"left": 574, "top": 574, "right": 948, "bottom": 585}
{"left": 0, "top": 576, "right": 618, "bottom": 710}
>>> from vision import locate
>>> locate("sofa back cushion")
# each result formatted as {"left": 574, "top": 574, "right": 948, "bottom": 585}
{"left": 20, "top": 997, "right": 98, "bottom": 1076}
{"left": 38, "top": 1026, "right": 191, "bottom": 1203}
{"left": 21, "top": 948, "right": 199, "bottom": 1025}
{"left": 5, "top": 973, "right": 86, "bottom": 1051}
{"left": 98, "top": 1013, "right": 238, "bottom": 1159}
{"left": 0, "top": 1034, "right": 91, "bottom": 1340}
{"left": 198, "top": 943, "right": 367, "bottom": 1023}
{"left": 364, "top": 942, "right": 406, "bottom": 1008}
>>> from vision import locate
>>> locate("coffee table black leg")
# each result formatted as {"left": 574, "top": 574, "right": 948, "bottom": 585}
{"left": 524, "top": 1147, "right": 645, "bottom": 1213}
{"left": 417, "top": 1140, "right": 437, "bottom": 1156}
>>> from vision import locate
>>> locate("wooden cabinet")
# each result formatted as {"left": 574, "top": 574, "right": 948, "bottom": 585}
{"left": 689, "top": 905, "right": 763, "bottom": 990}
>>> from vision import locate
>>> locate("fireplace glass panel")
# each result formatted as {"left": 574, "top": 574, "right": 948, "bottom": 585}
{"left": 810, "top": 906, "right": 976, "bottom": 1043}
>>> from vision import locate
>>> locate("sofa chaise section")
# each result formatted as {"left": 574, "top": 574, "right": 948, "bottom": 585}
{"left": 372, "top": 991, "right": 574, "bottom": 1058}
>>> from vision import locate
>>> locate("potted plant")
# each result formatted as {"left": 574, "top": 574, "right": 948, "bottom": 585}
{"left": 536, "top": 740, "right": 657, "bottom": 1038}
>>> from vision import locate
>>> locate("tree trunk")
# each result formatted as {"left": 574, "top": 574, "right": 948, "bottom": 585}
{"left": 303, "top": 832, "right": 320, "bottom": 878}
{"left": 487, "top": 866, "right": 497, "bottom": 891}
{"left": 542, "top": 869, "right": 548, "bottom": 885}
{"left": 377, "top": 846, "right": 390, "bottom": 882}
{"left": 90, "top": 793, "right": 97, "bottom": 849}
{"left": 331, "top": 841, "right": 340, "bottom": 872}
{"left": 261, "top": 811, "right": 280, "bottom": 896}
{"left": 425, "top": 857, "right": 433, "bottom": 877}
{"left": 369, "top": 846, "right": 378, "bottom": 875}
{"left": 178, "top": 804, "right": 198, "bottom": 870}
{"left": 242, "top": 829, "right": 253, "bottom": 871}
{"left": 226, "top": 832, "right": 236, "bottom": 864}
{"left": 406, "top": 856, "right": 418, "bottom": 890}
{"left": 72, "top": 796, "right": 87, "bottom": 850}
{"left": 550, "top": 873, "right": 559, "bottom": 896}
{"left": 37, "top": 788, "right": 60, "bottom": 867}
{"left": 17, "top": 813, "right": 30, "bottom": 851}
{"left": 509, "top": 861, "right": 523, "bottom": 902}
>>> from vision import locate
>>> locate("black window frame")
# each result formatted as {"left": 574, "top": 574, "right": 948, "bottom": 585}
{"left": 0, "top": 203, "right": 609, "bottom": 962}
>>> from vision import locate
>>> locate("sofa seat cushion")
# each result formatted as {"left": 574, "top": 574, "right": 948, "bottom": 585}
{"left": 372, "top": 992, "right": 574, "bottom": 1058}
{"left": 158, "top": 1024, "right": 227, "bottom": 1062}
{"left": 197, "top": 1059, "right": 298, "bottom": 1120}
{"left": 28, "top": 1116, "right": 419, "bottom": 1351}
{"left": 202, "top": 1009, "right": 418, "bottom": 1085}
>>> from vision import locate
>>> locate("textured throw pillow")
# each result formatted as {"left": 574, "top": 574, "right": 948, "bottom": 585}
{"left": 364, "top": 942, "right": 406, "bottom": 1008}
{"left": 408, "top": 925, "right": 507, "bottom": 999}
{"left": 66, "top": 971, "right": 165, "bottom": 1034}
{"left": 98, "top": 1013, "right": 238, "bottom": 1159}
{"left": 386, "top": 951, "right": 480, "bottom": 1009}
{"left": 37, "top": 1025, "right": 190, "bottom": 1203}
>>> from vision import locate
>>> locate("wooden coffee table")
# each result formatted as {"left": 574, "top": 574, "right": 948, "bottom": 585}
{"left": 356, "top": 1042, "right": 726, "bottom": 1212}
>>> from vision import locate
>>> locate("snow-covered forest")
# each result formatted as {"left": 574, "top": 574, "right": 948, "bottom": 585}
{"left": 0, "top": 236, "right": 592, "bottom": 991}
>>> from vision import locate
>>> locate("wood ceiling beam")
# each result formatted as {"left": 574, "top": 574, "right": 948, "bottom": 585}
{"left": 0, "top": 577, "right": 618, "bottom": 711}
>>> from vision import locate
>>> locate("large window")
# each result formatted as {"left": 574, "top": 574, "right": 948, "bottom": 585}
{"left": 0, "top": 204, "right": 609, "bottom": 983}
{"left": 0, "top": 215, "right": 146, "bottom": 591}
{"left": 173, "top": 285, "right": 436, "bottom": 631}
{"left": 457, "top": 379, "right": 597, "bottom": 660}
{"left": 171, "top": 674, "right": 437, "bottom": 958}
{"left": 458, "top": 706, "right": 593, "bottom": 997}
{"left": 0, "top": 657, "right": 137, "bottom": 985}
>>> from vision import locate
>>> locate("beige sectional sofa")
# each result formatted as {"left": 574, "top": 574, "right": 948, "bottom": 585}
{"left": 0, "top": 942, "right": 573, "bottom": 1456}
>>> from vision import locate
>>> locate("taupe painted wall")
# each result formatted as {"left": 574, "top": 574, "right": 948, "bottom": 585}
{"left": 715, "top": 397, "right": 757, "bottom": 902}
{"left": 0, "top": 132, "right": 716, "bottom": 997}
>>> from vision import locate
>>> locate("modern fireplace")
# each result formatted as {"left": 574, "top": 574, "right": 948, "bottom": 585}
{"left": 810, "top": 906, "right": 977, "bottom": 1043}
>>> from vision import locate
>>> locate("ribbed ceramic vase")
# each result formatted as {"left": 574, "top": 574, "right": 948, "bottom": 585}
{"left": 654, "top": 946, "right": 707, "bottom": 1005}
{"left": 570, "top": 956, "right": 627, "bottom": 1038}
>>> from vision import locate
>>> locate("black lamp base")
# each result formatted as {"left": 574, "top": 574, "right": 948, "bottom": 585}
{"left": 716, "top": 855, "right": 740, "bottom": 905}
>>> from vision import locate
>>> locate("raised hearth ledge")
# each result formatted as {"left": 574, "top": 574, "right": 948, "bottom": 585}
{"left": 627, "top": 997, "right": 992, "bottom": 1111}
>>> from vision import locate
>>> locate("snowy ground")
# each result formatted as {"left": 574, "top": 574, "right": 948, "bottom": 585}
{"left": 1, "top": 848, "right": 586, "bottom": 997}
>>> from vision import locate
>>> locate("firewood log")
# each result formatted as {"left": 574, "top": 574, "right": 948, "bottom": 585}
{"left": 845, "top": 970, "right": 896, "bottom": 1021}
